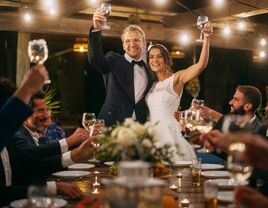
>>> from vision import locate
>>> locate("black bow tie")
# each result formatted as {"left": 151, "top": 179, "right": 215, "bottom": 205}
{"left": 131, "top": 60, "right": 144, "bottom": 67}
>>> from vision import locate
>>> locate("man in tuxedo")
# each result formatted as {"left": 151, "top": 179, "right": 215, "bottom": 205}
{"left": 88, "top": 9, "right": 154, "bottom": 126}
{"left": 0, "top": 77, "right": 84, "bottom": 206}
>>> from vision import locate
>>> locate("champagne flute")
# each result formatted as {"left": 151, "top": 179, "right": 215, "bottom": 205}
{"left": 196, "top": 16, "right": 209, "bottom": 42}
{"left": 227, "top": 142, "right": 253, "bottom": 185}
{"left": 28, "top": 39, "right": 50, "bottom": 84}
{"left": 82, "top": 112, "right": 96, "bottom": 136}
{"left": 100, "top": 2, "right": 112, "bottom": 30}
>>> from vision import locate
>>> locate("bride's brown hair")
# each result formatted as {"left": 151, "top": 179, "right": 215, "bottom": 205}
{"left": 147, "top": 44, "right": 173, "bottom": 72}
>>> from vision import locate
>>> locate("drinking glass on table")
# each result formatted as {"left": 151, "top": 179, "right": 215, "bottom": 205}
{"left": 192, "top": 158, "right": 202, "bottom": 186}
{"left": 28, "top": 185, "right": 53, "bottom": 208}
{"left": 203, "top": 180, "right": 218, "bottom": 208}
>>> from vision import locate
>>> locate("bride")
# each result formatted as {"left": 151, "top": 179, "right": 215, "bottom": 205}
{"left": 146, "top": 23, "right": 213, "bottom": 162}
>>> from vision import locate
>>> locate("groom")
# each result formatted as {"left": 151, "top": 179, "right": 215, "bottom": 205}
{"left": 88, "top": 8, "right": 154, "bottom": 126}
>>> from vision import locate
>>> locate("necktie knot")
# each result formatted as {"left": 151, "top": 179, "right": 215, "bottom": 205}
{"left": 132, "top": 60, "right": 144, "bottom": 67}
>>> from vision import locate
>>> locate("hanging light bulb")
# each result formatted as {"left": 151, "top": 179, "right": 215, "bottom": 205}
{"left": 259, "top": 51, "right": 266, "bottom": 58}
{"left": 214, "top": 0, "right": 224, "bottom": 7}
{"left": 260, "top": 38, "right": 266, "bottom": 46}
{"left": 23, "top": 12, "right": 32, "bottom": 22}
{"left": 223, "top": 25, "right": 231, "bottom": 36}
{"left": 238, "top": 20, "right": 245, "bottom": 30}
{"left": 154, "top": 0, "right": 168, "bottom": 7}
{"left": 179, "top": 32, "right": 190, "bottom": 45}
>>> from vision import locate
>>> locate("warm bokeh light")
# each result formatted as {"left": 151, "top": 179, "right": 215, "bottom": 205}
{"left": 178, "top": 32, "right": 190, "bottom": 45}
{"left": 223, "top": 26, "right": 231, "bottom": 36}
{"left": 43, "top": 0, "right": 54, "bottom": 9}
{"left": 154, "top": 0, "right": 168, "bottom": 7}
{"left": 259, "top": 51, "right": 266, "bottom": 58}
{"left": 88, "top": 0, "right": 99, "bottom": 7}
{"left": 48, "top": 7, "right": 57, "bottom": 16}
{"left": 214, "top": 0, "right": 224, "bottom": 7}
{"left": 23, "top": 12, "right": 32, "bottom": 23}
{"left": 260, "top": 38, "right": 266, "bottom": 46}
{"left": 238, "top": 20, "right": 245, "bottom": 30}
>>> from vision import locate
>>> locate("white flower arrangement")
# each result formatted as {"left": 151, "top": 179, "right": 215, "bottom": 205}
{"left": 96, "top": 118, "right": 174, "bottom": 164}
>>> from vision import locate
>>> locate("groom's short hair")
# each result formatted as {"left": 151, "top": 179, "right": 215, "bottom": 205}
{"left": 121, "top": 25, "right": 146, "bottom": 45}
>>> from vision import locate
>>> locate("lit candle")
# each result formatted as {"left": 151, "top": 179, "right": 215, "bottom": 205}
{"left": 180, "top": 198, "right": 190, "bottom": 207}
{"left": 94, "top": 171, "right": 100, "bottom": 174}
{"left": 170, "top": 184, "right": 178, "bottom": 191}
{"left": 176, "top": 172, "right": 183, "bottom": 178}
{"left": 92, "top": 187, "right": 100, "bottom": 194}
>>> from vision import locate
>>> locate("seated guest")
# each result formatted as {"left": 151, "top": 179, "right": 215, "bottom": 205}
{"left": 0, "top": 65, "right": 48, "bottom": 151}
{"left": 0, "top": 77, "right": 84, "bottom": 206}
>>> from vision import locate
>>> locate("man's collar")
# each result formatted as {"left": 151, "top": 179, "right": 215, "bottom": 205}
{"left": 124, "top": 53, "right": 143, "bottom": 63}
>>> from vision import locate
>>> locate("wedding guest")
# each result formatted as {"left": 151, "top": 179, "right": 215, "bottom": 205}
{"left": 88, "top": 8, "right": 155, "bottom": 126}
{"left": 0, "top": 78, "right": 83, "bottom": 206}
{"left": 0, "top": 65, "right": 48, "bottom": 150}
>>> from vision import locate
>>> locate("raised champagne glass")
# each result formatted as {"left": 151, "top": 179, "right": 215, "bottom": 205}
{"left": 100, "top": 2, "right": 112, "bottom": 30}
{"left": 82, "top": 112, "right": 96, "bottom": 136}
{"left": 196, "top": 16, "right": 209, "bottom": 42}
{"left": 28, "top": 39, "right": 50, "bottom": 84}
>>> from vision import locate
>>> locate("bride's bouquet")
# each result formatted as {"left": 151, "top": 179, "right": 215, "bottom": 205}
{"left": 96, "top": 118, "right": 175, "bottom": 165}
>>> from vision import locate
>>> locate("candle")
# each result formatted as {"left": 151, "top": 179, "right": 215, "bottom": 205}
{"left": 170, "top": 184, "right": 178, "bottom": 191}
{"left": 180, "top": 198, "right": 190, "bottom": 207}
{"left": 92, "top": 187, "right": 100, "bottom": 194}
{"left": 94, "top": 170, "right": 100, "bottom": 174}
{"left": 176, "top": 172, "right": 183, "bottom": 178}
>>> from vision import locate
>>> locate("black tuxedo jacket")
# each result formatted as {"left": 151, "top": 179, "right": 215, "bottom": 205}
{"left": 13, "top": 126, "right": 65, "bottom": 178}
{"left": 88, "top": 29, "right": 155, "bottom": 126}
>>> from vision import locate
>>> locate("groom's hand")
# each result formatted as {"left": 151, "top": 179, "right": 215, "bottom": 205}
{"left": 92, "top": 8, "right": 106, "bottom": 30}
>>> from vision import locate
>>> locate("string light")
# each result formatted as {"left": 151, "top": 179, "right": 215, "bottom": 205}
{"left": 260, "top": 38, "right": 266, "bottom": 46}
{"left": 214, "top": 0, "right": 224, "bottom": 7}
{"left": 259, "top": 51, "right": 266, "bottom": 58}
{"left": 43, "top": 0, "right": 58, "bottom": 16}
{"left": 179, "top": 32, "right": 190, "bottom": 45}
{"left": 88, "top": 0, "right": 99, "bottom": 7}
{"left": 238, "top": 20, "right": 246, "bottom": 30}
{"left": 154, "top": 0, "right": 168, "bottom": 7}
{"left": 23, "top": 12, "right": 32, "bottom": 23}
{"left": 223, "top": 25, "right": 231, "bottom": 36}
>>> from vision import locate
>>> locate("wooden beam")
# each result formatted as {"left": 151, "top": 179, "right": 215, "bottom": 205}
{"left": 0, "top": 12, "right": 267, "bottom": 52}
{"left": 163, "top": 0, "right": 268, "bottom": 28}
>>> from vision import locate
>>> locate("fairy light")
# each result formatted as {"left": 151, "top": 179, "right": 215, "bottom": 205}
{"left": 44, "top": 0, "right": 54, "bottom": 8}
{"left": 179, "top": 32, "right": 190, "bottom": 45}
{"left": 259, "top": 51, "right": 266, "bottom": 58}
{"left": 214, "top": 0, "right": 224, "bottom": 7}
{"left": 260, "top": 38, "right": 266, "bottom": 46}
{"left": 238, "top": 20, "right": 246, "bottom": 30}
{"left": 223, "top": 25, "right": 231, "bottom": 36}
{"left": 48, "top": 7, "right": 57, "bottom": 16}
{"left": 88, "top": 0, "right": 99, "bottom": 7}
{"left": 23, "top": 12, "right": 32, "bottom": 23}
{"left": 154, "top": 0, "right": 168, "bottom": 7}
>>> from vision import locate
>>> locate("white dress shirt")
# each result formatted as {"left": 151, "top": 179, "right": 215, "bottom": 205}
{"left": 124, "top": 54, "right": 148, "bottom": 118}
{"left": 0, "top": 147, "right": 12, "bottom": 186}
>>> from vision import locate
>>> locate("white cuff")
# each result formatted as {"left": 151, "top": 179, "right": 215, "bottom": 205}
{"left": 92, "top": 28, "right": 101, "bottom": 32}
{"left": 61, "top": 151, "right": 74, "bottom": 168}
{"left": 59, "top": 139, "right": 68, "bottom": 153}
{"left": 46, "top": 181, "right": 57, "bottom": 195}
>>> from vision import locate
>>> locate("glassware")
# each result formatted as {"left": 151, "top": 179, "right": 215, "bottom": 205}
{"left": 82, "top": 112, "right": 96, "bottom": 135}
{"left": 203, "top": 180, "right": 218, "bottom": 208}
{"left": 227, "top": 142, "right": 253, "bottom": 185}
{"left": 196, "top": 16, "right": 209, "bottom": 42}
{"left": 28, "top": 185, "right": 52, "bottom": 208}
{"left": 100, "top": 2, "right": 112, "bottom": 30}
{"left": 192, "top": 158, "right": 202, "bottom": 186}
{"left": 28, "top": 39, "right": 50, "bottom": 84}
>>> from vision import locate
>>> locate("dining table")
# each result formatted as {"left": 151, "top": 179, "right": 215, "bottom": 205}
{"left": 48, "top": 162, "right": 239, "bottom": 208}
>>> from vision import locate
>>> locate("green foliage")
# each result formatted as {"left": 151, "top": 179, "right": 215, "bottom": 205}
{"left": 44, "top": 88, "right": 61, "bottom": 114}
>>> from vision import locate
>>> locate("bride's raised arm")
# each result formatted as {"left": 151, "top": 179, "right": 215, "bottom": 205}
{"left": 173, "top": 22, "right": 213, "bottom": 91}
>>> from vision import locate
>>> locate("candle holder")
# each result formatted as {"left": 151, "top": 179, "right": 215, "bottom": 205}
{"left": 180, "top": 198, "right": 190, "bottom": 208}
{"left": 170, "top": 184, "right": 178, "bottom": 192}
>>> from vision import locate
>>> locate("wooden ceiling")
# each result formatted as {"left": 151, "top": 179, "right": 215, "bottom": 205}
{"left": 1, "top": 0, "right": 268, "bottom": 51}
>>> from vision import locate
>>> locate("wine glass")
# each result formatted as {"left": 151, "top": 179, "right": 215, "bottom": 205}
{"left": 100, "top": 2, "right": 112, "bottom": 30}
{"left": 196, "top": 16, "right": 209, "bottom": 42}
{"left": 28, "top": 185, "right": 53, "bottom": 208}
{"left": 82, "top": 112, "right": 96, "bottom": 136}
{"left": 227, "top": 142, "right": 253, "bottom": 185}
{"left": 28, "top": 39, "right": 50, "bottom": 84}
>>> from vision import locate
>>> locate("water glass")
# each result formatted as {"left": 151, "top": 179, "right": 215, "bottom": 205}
{"left": 203, "top": 180, "right": 218, "bottom": 208}
{"left": 192, "top": 159, "right": 202, "bottom": 186}
{"left": 28, "top": 185, "right": 53, "bottom": 208}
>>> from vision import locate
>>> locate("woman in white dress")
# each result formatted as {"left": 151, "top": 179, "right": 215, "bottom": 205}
{"left": 146, "top": 23, "right": 213, "bottom": 162}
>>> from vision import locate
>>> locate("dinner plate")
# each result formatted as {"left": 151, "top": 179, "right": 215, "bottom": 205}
{"left": 209, "top": 179, "right": 238, "bottom": 189}
{"left": 10, "top": 198, "right": 67, "bottom": 208}
{"left": 201, "top": 164, "right": 225, "bottom": 170}
{"left": 172, "top": 161, "right": 192, "bottom": 167}
{"left": 104, "top": 161, "right": 115, "bottom": 166}
{"left": 218, "top": 191, "right": 234, "bottom": 203}
{"left": 52, "top": 170, "right": 90, "bottom": 179}
{"left": 201, "top": 171, "right": 229, "bottom": 178}
{"left": 68, "top": 163, "right": 95, "bottom": 170}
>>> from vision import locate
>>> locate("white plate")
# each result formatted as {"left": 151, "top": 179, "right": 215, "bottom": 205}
{"left": 218, "top": 191, "right": 234, "bottom": 203}
{"left": 202, "top": 164, "right": 224, "bottom": 170}
{"left": 172, "top": 161, "right": 192, "bottom": 167}
{"left": 209, "top": 179, "right": 238, "bottom": 189}
{"left": 10, "top": 198, "right": 67, "bottom": 208}
{"left": 201, "top": 171, "right": 229, "bottom": 178}
{"left": 52, "top": 170, "right": 90, "bottom": 179}
{"left": 68, "top": 163, "right": 95, "bottom": 170}
{"left": 104, "top": 161, "right": 115, "bottom": 166}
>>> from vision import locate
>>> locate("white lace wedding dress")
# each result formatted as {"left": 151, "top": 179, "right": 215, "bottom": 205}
{"left": 146, "top": 74, "right": 196, "bottom": 162}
